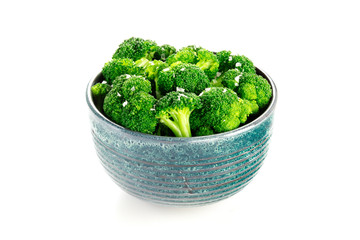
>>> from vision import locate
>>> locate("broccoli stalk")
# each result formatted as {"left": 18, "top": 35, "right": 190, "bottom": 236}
{"left": 155, "top": 92, "right": 202, "bottom": 137}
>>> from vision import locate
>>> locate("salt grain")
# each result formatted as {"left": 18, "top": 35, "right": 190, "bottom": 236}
{"left": 122, "top": 101, "right": 128, "bottom": 107}
{"left": 131, "top": 86, "right": 135, "bottom": 91}
{"left": 176, "top": 87, "right": 185, "bottom": 92}
{"left": 163, "top": 68, "right": 170, "bottom": 72}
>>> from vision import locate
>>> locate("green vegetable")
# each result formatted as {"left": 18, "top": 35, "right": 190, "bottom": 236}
{"left": 98, "top": 37, "right": 273, "bottom": 137}
{"left": 154, "top": 44, "right": 177, "bottom": 61}
{"left": 195, "top": 49, "right": 219, "bottom": 80}
{"left": 91, "top": 82, "right": 111, "bottom": 111}
{"left": 112, "top": 37, "right": 158, "bottom": 61}
{"left": 157, "top": 63, "right": 210, "bottom": 96}
{"left": 155, "top": 91, "right": 201, "bottom": 137}
{"left": 102, "top": 58, "right": 142, "bottom": 84}
{"left": 190, "top": 87, "right": 257, "bottom": 136}
{"left": 237, "top": 73, "right": 272, "bottom": 109}
{"left": 166, "top": 48, "right": 197, "bottom": 65}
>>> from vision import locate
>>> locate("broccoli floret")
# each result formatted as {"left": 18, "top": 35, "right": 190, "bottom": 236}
{"left": 154, "top": 44, "right": 177, "bottom": 61}
{"left": 216, "top": 52, "right": 256, "bottom": 74}
{"left": 121, "top": 75, "right": 152, "bottom": 99}
{"left": 112, "top": 37, "right": 158, "bottom": 61}
{"left": 216, "top": 50, "right": 232, "bottom": 72}
{"left": 190, "top": 87, "right": 242, "bottom": 134}
{"left": 218, "top": 68, "right": 243, "bottom": 90}
{"left": 238, "top": 98, "right": 259, "bottom": 124}
{"left": 195, "top": 49, "right": 219, "bottom": 80}
{"left": 230, "top": 55, "right": 256, "bottom": 74}
{"left": 194, "top": 126, "right": 214, "bottom": 136}
{"left": 102, "top": 58, "right": 142, "bottom": 84}
{"left": 155, "top": 91, "right": 202, "bottom": 137}
{"left": 237, "top": 73, "right": 272, "bottom": 109}
{"left": 166, "top": 48, "right": 197, "bottom": 65}
{"left": 103, "top": 89, "right": 157, "bottom": 134}
{"left": 157, "top": 63, "right": 210, "bottom": 96}
{"left": 143, "top": 60, "right": 169, "bottom": 99}
{"left": 91, "top": 82, "right": 112, "bottom": 111}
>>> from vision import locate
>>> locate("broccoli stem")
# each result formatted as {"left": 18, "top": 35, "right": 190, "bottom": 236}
{"left": 160, "top": 119, "right": 182, "bottom": 137}
{"left": 160, "top": 109, "right": 192, "bottom": 137}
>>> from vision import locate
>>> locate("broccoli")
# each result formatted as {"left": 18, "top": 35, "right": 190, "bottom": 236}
{"left": 143, "top": 60, "right": 169, "bottom": 99}
{"left": 166, "top": 48, "right": 197, "bottom": 65}
{"left": 103, "top": 90, "right": 157, "bottom": 134}
{"left": 216, "top": 68, "right": 243, "bottom": 90}
{"left": 102, "top": 58, "right": 142, "bottom": 84}
{"left": 216, "top": 51, "right": 256, "bottom": 74}
{"left": 195, "top": 48, "right": 219, "bottom": 80}
{"left": 157, "top": 63, "right": 210, "bottom": 96}
{"left": 236, "top": 73, "right": 272, "bottom": 109}
{"left": 230, "top": 55, "right": 256, "bottom": 74}
{"left": 154, "top": 44, "right": 177, "bottom": 61}
{"left": 216, "top": 50, "right": 232, "bottom": 72}
{"left": 91, "top": 82, "right": 111, "bottom": 111}
{"left": 112, "top": 37, "right": 158, "bottom": 61}
{"left": 191, "top": 87, "right": 258, "bottom": 135}
{"left": 120, "top": 75, "right": 152, "bottom": 99}
{"left": 155, "top": 91, "right": 202, "bottom": 137}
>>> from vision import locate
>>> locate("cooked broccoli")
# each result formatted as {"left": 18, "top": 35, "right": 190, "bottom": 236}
{"left": 154, "top": 44, "right": 177, "bottom": 61}
{"left": 191, "top": 87, "right": 241, "bottom": 134}
{"left": 166, "top": 48, "right": 197, "bottom": 65}
{"left": 112, "top": 37, "right": 158, "bottom": 61}
{"left": 195, "top": 49, "right": 219, "bottom": 80}
{"left": 103, "top": 89, "right": 157, "bottom": 134}
{"left": 155, "top": 91, "right": 201, "bottom": 137}
{"left": 98, "top": 37, "right": 273, "bottom": 137}
{"left": 102, "top": 58, "right": 142, "bottom": 84}
{"left": 143, "top": 60, "right": 169, "bottom": 99}
{"left": 91, "top": 82, "right": 111, "bottom": 111}
{"left": 230, "top": 55, "right": 256, "bottom": 74}
{"left": 217, "top": 68, "right": 243, "bottom": 90}
{"left": 157, "top": 63, "right": 210, "bottom": 96}
{"left": 216, "top": 51, "right": 256, "bottom": 74}
{"left": 216, "top": 50, "right": 232, "bottom": 72}
{"left": 191, "top": 87, "right": 258, "bottom": 135}
{"left": 237, "top": 73, "right": 272, "bottom": 109}
{"left": 121, "top": 75, "right": 152, "bottom": 99}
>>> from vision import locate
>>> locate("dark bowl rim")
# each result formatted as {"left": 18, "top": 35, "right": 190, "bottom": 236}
{"left": 86, "top": 67, "right": 277, "bottom": 142}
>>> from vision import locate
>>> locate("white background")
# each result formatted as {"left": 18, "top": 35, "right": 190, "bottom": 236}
{"left": 1, "top": 0, "right": 359, "bottom": 239}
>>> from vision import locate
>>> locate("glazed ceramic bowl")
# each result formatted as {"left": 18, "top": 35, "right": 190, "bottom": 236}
{"left": 86, "top": 68, "right": 277, "bottom": 206}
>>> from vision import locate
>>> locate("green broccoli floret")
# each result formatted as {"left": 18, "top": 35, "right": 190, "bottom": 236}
{"left": 155, "top": 91, "right": 202, "bottom": 137}
{"left": 112, "top": 37, "right": 158, "bottom": 61}
{"left": 154, "top": 44, "right": 177, "bottom": 61}
{"left": 217, "top": 68, "right": 243, "bottom": 90}
{"left": 230, "top": 55, "right": 256, "bottom": 74}
{"left": 121, "top": 75, "right": 152, "bottom": 99}
{"left": 237, "top": 73, "right": 272, "bottom": 109}
{"left": 102, "top": 58, "right": 142, "bottom": 84}
{"left": 166, "top": 48, "right": 197, "bottom": 65}
{"left": 195, "top": 49, "right": 219, "bottom": 80}
{"left": 157, "top": 63, "right": 210, "bottom": 96}
{"left": 238, "top": 98, "right": 259, "bottom": 124}
{"left": 103, "top": 89, "right": 157, "bottom": 134}
{"left": 143, "top": 60, "right": 169, "bottom": 99}
{"left": 216, "top": 52, "right": 256, "bottom": 74}
{"left": 91, "top": 82, "right": 112, "bottom": 111}
{"left": 191, "top": 87, "right": 257, "bottom": 135}
{"left": 216, "top": 50, "right": 232, "bottom": 72}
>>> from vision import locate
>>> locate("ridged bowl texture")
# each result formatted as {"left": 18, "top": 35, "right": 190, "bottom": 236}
{"left": 86, "top": 68, "right": 277, "bottom": 206}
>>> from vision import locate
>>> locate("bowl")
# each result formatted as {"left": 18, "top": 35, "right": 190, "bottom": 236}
{"left": 86, "top": 67, "right": 277, "bottom": 206}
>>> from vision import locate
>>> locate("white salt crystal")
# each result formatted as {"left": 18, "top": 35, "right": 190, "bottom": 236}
{"left": 235, "top": 62, "right": 241, "bottom": 67}
{"left": 122, "top": 101, "right": 128, "bottom": 107}
{"left": 223, "top": 89, "right": 227, "bottom": 93}
{"left": 163, "top": 68, "right": 170, "bottom": 72}
{"left": 205, "top": 88, "right": 211, "bottom": 92}
{"left": 216, "top": 72, "right": 221, "bottom": 77}
{"left": 102, "top": 80, "right": 108, "bottom": 84}
{"left": 131, "top": 86, "right": 135, "bottom": 91}
{"left": 228, "top": 56, "right": 232, "bottom": 61}
{"left": 176, "top": 87, "right": 185, "bottom": 92}
{"left": 117, "top": 92, "right": 121, "bottom": 97}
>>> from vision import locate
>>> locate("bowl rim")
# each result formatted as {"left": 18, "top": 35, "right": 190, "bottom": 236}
{"left": 86, "top": 67, "right": 277, "bottom": 142}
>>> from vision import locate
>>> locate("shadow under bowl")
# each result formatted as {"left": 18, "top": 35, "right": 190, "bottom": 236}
{"left": 86, "top": 67, "right": 277, "bottom": 206}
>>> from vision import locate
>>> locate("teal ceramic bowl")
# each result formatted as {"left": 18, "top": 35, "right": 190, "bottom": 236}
{"left": 86, "top": 68, "right": 277, "bottom": 206}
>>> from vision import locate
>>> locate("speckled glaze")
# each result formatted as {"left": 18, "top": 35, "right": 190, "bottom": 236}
{"left": 86, "top": 68, "right": 277, "bottom": 206}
